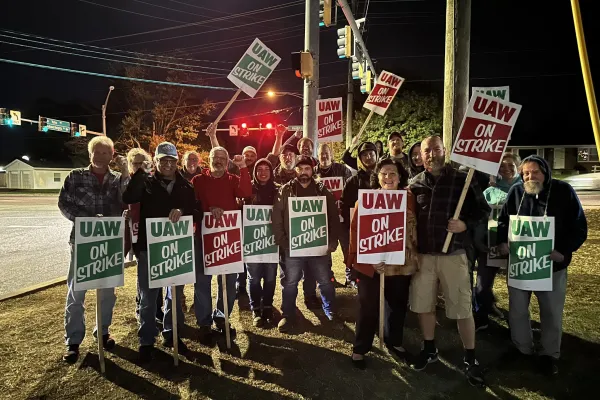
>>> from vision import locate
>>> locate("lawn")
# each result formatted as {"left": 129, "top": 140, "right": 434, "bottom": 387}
{"left": 1, "top": 211, "right": 599, "bottom": 400}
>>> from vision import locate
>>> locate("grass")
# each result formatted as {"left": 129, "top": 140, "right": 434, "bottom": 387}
{"left": 1, "top": 211, "right": 599, "bottom": 400}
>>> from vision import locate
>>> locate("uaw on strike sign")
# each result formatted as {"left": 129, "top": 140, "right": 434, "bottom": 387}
{"left": 74, "top": 217, "right": 125, "bottom": 291}
{"left": 227, "top": 38, "right": 281, "bottom": 98}
{"left": 363, "top": 70, "right": 405, "bottom": 116}
{"left": 317, "top": 97, "right": 343, "bottom": 142}
{"left": 202, "top": 211, "right": 244, "bottom": 275}
{"left": 289, "top": 197, "right": 328, "bottom": 257}
{"left": 146, "top": 216, "right": 195, "bottom": 288}
{"left": 357, "top": 190, "right": 406, "bottom": 265}
{"left": 320, "top": 177, "right": 344, "bottom": 222}
{"left": 450, "top": 93, "right": 522, "bottom": 176}
{"left": 243, "top": 205, "right": 278, "bottom": 263}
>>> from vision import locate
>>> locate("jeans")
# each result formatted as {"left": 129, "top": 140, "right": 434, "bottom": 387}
{"left": 354, "top": 272, "right": 411, "bottom": 355}
{"left": 193, "top": 242, "right": 236, "bottom": 326}
{"left": 508, "top": 268, "right": 567, "bottom": 359}
{"left": 236, "top": 265, "right": 247, "bottom": 292}
{"left": 64, "top": 247, "right": 116, "bottom": 346}
{"left": 475, "top": 264, "right": 500, "bottom": 319}
{"left": 246, "top": 263, "right": 278, "bottom": 311}
{"left": 134, "top": 249, "right": 163, "bottom": 319}
{"left": 280, "top": 251, "right": 335, "bottom": 318}
{"left": 137, "top": 251, "right": 183, "bottom": 345}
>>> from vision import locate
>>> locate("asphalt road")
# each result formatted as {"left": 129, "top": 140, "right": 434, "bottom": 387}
{"left": 1, "top": 190, "right": 599, "bottom": 298}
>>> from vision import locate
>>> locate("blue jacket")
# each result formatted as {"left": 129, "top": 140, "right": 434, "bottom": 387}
{"left": 497, "top": 155, "right": 587, "bottom": 271}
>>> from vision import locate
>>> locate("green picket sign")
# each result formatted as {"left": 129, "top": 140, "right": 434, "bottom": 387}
{"left": 288, "top": 196, "right": 329, "bottom": 257}
{"left": 227, "top": 38, "right": 281, "bottom": 98}
{"left": 243, "top": 205, "right": 279, "bottom": 263}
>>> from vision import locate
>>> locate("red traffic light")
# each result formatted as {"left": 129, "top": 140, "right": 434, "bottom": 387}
{"left": 265, "top": 123, "right": 273, "bottom": 129}
{"left": 241, "top": 122, "right": 247, "bottom": 129}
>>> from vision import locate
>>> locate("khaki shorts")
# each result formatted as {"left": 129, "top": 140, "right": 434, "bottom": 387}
{"left": 410, "top": 253, "right": 472, "bottom": 319}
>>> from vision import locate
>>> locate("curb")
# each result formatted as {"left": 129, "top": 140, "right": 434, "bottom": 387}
{"left": 0, "top": 260, "right": 137, "bottom": 302}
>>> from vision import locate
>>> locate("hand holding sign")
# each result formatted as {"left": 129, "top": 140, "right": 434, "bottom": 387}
{"left": 210, "top": 207, "right": 224, "bottom": 221}
{"left": 447, "top": 219, "right": 467, "bottom": 233}
{"left": 550, "top": 250, "right": 564, "bottom": 263}
{"left": 205, "top": 123, "right": 217, "bottom": 138}
{"left": 276, "top": 124, "right": 287, "bottom": 137}
{"left": 373, "top": 262, "right": 385, "bottom": 274}
{"left": 168, "top": 209, "right": 183, "bottom": 223}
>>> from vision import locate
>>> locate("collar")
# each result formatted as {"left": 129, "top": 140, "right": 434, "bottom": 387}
{"left": 85, "top": 165, "right": 117, "bottom": 178}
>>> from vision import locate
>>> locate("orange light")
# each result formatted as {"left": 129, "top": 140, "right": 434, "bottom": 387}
{"left": 266, "top": 123, "right": 273, "bottom": 129}
{"left": 241, "top": 122, "right": 247, "bottom": 128}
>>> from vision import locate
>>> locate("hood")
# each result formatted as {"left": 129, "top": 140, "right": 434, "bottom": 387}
{"left": 406, "top": 142, "right": 424, "bottom": 175}
{"left": 356, "top": 141, "right": 378, "bottom": 171}
{"left": 253, "top": 158, "right": 275, "bottom": 185}
{"left": 520, "top": 155, "right": 552, "bottom": 186}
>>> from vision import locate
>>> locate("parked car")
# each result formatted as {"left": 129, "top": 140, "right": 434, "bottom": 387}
{"left": 563, "top": 173, "right": 600, "bottom": 191}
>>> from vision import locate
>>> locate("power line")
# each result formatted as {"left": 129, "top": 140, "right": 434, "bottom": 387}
{"left": 186, "top": 32, "right": 306, "bottom": 56}
{"left": 77, "top": 0, "right": 187, "bottom": 24}
{"left": 0, "top": 57, "right": 237, "bottom": 91}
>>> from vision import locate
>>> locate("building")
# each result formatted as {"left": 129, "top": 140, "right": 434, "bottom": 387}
{"left": 1, "top": 159, "right": 74, "bottom": 190}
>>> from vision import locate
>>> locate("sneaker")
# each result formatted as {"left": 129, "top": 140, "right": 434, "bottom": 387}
{"left": 252, "top": 310, "right": 264, "bottom": 327}
{"left": 262, "top": 307, "right": 274, "bottom": 323}
{"left": 214, "top": 321, "right": 237, "bottom": 341}
{"left": 304, "top": 296, "right": 321, "bottom": 310}
{"left": 324, "top": 310, "right": 335, "bottom": 321}
{"left": 138, "top": 345, "right": 153, "bottom": 363}
{"left": 156, "top": 310, "right": 165, "bottom": 325}
{"left": 63, "top": 344, "right": 80, "bottom": 364}
{"left": 411, "top": 349, "right": 439, "bottom": 371}
{"left": 345, "top": 280, "right": 358, "bottom": 289}
{"left": 102, "top": 334, "right": 116, "bottom": 351}
{"left": 198, "top": 325, "right": 213, "bottom": 346}
{"left": 351, "top": 353, "right": 366, "bottom": 370}
{"left": 475, "top": 315, "right": 489, "bottom": 332}
{"left": 387, "top": 345, "right": 408, "bottom": 361}
{"left": 464, "top": 358, "right": 485, "bottom": 386}
{"left": 538, "top": 355, "right": 559, "bottom": 377}
{"left": 278, "top": 317, "right": 292, "bottom": 333}
{"left": 162, "top": 337, "right": 189, "bottom": 355}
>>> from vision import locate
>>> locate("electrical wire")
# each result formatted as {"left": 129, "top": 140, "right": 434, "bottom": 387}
{"left": 77, "top": 0, "right": 187, "bottom": 24}
{"left": 0, "top": 57, "right": 237, "bottom": 91}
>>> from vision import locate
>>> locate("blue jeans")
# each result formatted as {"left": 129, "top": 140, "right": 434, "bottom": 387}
{"left": 246, "top": 263, "right": 277, "bottom": 311}
{"left": 64, "top": 247, "right": 116, "bottom": 346}
{"left": 281, "top": 251, "right": 335, "bottom": 318}
{"left": 137, "top": 251, "right": 183, "bottom": 345}
{"left": 193, "top": 242, "right": 237, "bottom": 326}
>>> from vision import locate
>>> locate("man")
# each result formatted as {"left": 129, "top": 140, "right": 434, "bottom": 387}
{"left": 408, "top": 136, "right": 490, "bottom": 386}
{"left": 58, "top": 136, "right": 126, "bottom": 363}
{"left": 191, "top": 147, "right": 251, "bottom": 343}
{"left": 381, "top": 131, "right": 408, "bottom": 167}
{"left": 314, "top": 143, "right": 353, "bottom": 287}
{"left": 273, "top": 143, "right": 299, "bottom": 185}
{"left": 340, "top": 142, "right": 379, "bottom": 288}
{"left": 497, "top": 155, "right": 587, "bottom": 376}
{"left": 272, "top": 156, "right": 341, "bottom": 332}
{"left": 123, "top": 142, "right": 197, "bottom": 361}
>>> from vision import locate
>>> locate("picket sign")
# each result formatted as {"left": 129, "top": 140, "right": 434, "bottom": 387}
{"left": 379, "top": 273, "right": 385, "bottom": 350}
{"left": 243, "top": 205, "right": 278, "bottom": 263}
{"left": 316, "top": 97, "right": 344, "bottom": 143}
{"left": 443, "top": 94, "right": 522, "bottom": 252}
{"left": 288, "top": 196, "right": 329, "bottom": 257}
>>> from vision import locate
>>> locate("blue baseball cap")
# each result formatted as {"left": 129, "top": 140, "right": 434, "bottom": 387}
{"left": 155, "top": 142, "right": 178, "bottom": 159}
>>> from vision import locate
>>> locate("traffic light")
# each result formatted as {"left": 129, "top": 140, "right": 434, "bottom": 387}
{"left": 71, "top": 123, "right": 81, "bottom": 137}
{"left": 0, "top": 108, "right": 10, "bottom": 126}
{"left": 360, "top": 68, "right": 373, "bottom": 94}
{"left": 38, "top": 116, "right": 49, "bottom": 132}
{"left": 337, "top": 26, "right": 352, "bottom": 59}
{"left": 291, "top": 51, "right": 313, "bottom": 79}
{"left": 319, "top": 0, "right": 332, "bottom": 27}
{"left": 351, "top": 60, "right": 362, "bottom": 80}
{"left": 240, "top": 122, "right": 249, "bottom": 137}
{"left": 265, "top": 122, "right": 273, "bottom": 130}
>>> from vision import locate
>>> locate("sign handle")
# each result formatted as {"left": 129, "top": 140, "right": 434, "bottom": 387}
{"left": 96, "top": 290, "right": 106, "bottom": 374}
{"left": 222, "top": 274, "right": 232, "bottom": 349}
{"left": 378, "top": 272, "right": 385, "bottom": 350}
{"left": 171, "top": 285, "right": 179, "bottom": 366}
{"left": 355, "top": 110, "right": 375, "bottom": 144}
{"left": 206, "top": 89, "right": 242, "bottom": 134}
{"left": 442, "top": 168, "right": 475, "bottom": 253}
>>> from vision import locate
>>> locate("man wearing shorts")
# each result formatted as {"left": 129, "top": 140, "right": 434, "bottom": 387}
{"left": 409, "top": 136, "right": 490, "bottom": 386}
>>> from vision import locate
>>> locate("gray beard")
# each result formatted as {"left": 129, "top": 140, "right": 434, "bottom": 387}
{"left": 524, "top": 181, "right": 543, "bottom": 195}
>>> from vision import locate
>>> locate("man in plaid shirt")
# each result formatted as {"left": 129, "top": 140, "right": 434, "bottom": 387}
{"left": 58, "top": 135, "right": 128, "bottom": 363}
{"left": 408, "top": 135, "right": 490, "bottom": 386}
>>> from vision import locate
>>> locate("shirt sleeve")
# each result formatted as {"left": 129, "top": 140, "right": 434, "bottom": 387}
{"left": 58, "top": 172, "right": 85, "bottom": 222}
{"left": 342, "top": 148, "right": 358, "bottom": 171}
{"left": 234, "top": 168, "right": 253, "bottom": 199}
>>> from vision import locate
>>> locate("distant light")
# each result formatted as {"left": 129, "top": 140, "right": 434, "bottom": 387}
{"left": 42, "top": 126, "right": 49, "bottom": 132}
{"left": 0, "top": 166, "right": 4, "bottom": 171}
{"left": 266, "top": 123, "right": 273, "bottom": 129}
{"left": 241, "top": 122, "right": 247, "bottom": 129}
{"left": 22, "top": 155, "right": 30, "bottom": 161}
{"left": 74, "top": 132, "right": 81, "bottom": 137}
{"left": 267, "top": 91, "right": 275, "bottom": 97}
{"left": 5, "top": 118, "right": 13, "bottom": 126}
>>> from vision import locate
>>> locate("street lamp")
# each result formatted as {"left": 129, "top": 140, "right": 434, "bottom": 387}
{"left": 21, "top": 155, "right": 29, "bottom": 161}
{"left": 267, "top": 90, "right": 303, "bottom": 99}
{"left": 102, "top": 86, "right": 115, "bottom": 136}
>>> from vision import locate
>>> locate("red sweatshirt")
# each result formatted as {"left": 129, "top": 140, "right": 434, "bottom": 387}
{"left": 192, "top": 167, "right": 252, "bottom": 211}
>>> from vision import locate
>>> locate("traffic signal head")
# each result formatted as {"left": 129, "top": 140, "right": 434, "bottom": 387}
{"left": 337, "top": 26, "right": 353, "bottom": 59}
{"left": 265, "top": 123, "right": 273, "bottom": 130}
{"left": 360, "top": 69, "right": 373, "bottom": 94}
{"left": 319, "top": 0, "right": 332, "bottom": 27}
{"left": 0, "top": 108, "right": 9, "bottom": 126}
{"left": 71, "top": 123, "right": 81, "bottom": 137}
{"left": 291, "top": 51, "right": 314, "bottom": 79}
{"left": 240, "top": 122, "right": 248, "bottom": 137}
{"left": 38, "top": 116, "right": 49, "bottom": 132}
{"left": 352, "top": 61, "right": 362, "bottom": 80}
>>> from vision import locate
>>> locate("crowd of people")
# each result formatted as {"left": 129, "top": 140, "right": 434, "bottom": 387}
{"left": 57, "top": 123, "right": 587, "bottom": 386}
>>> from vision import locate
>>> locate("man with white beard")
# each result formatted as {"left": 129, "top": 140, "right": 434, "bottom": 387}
{"left": 497, "top": 155, "right": 587, "bottom": 377}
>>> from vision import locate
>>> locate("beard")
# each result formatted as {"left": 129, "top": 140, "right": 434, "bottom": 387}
{"left": 298, "top": 174, "right": 311, "bottom": 184}
{"left": 424, "top": 155, "right": 445, "bottom": 172}
{"left": 524, "top": 180, "right": 543, "bottom": 195}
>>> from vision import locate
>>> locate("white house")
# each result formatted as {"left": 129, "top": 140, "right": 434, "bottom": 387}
{"left": 2, "top": 159, "right": 73, "bottom": 190}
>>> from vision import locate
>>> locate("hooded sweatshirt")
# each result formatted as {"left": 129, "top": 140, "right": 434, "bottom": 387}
{"left": 497, "top": 155, "right": 587, "bottom": 271}
{"left": 244, "top": 158, "right": 280, "bottom": 206}
{"left": 340, "top": 148, "right": 377, "bottom": 229}
{"left": 406, "top": 142, "right": 424, "bottom": 179}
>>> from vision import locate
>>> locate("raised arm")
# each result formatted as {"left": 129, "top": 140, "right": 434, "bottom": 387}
{"left": 271, "top": 124, "right": 287, "bottom": 156}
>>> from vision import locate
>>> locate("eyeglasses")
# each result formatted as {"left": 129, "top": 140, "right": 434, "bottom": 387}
{"left": 159, "top": 159, "right": 177, "bottom": 165}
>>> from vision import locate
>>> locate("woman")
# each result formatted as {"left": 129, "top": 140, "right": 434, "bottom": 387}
{"left": 475, "top": 152, "right": 522, "bottom": 329}
{"left": 242, "top": 158, "right": 280, "bottom": 327}
{"left": 346, "top": 159, "right": 418, "bottom": 369}
{"left": 180, "top": 150, "right": 204, "bottom": 181}
{"left": 407, "top": 142, "right": 424, "bottom": 179}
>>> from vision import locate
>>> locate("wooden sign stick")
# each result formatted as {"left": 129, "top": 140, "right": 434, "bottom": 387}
{"left": 442, "top": 168, "right": 475, "bottom": 253}
{"left": 222, "top": 274, "right": 232, "bottom": 350}
{"left": 355, "top": 110, "right": 375, "bottom": 143}
{"left": 379, "top": 272, "right": 385, "bottom": 350}
{"left": 171, "top": 286, "right": 179, "bottom": 366}
{"left": 204, "top": 89, "right": 242, "bottom": 135}
{"left": 96, "top": 290, "right": 106, "bottom": 374}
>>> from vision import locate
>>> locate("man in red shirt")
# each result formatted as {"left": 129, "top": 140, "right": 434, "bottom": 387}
{"left": 191, "top": 146, "right": 251, "bottom": 343}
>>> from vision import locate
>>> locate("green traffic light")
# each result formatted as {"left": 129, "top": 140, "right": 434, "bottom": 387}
{"left": 74, "top": 132, "right": 80, "bottom": 137}
{"left": 42, "top": 126, "right": 49, "bottom": 132}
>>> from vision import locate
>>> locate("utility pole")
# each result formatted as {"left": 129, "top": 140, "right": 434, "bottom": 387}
{"left": 345, "top": 0, "right": 358, "bottom": 148}
{"left": 442, "top": 0, "right": 471, "bottom": 158}
{"left": 303, "top": 0, "right": 320, "bottom": 155}
{"left": 102, "top": 86, "right": 115, "bottom": 136}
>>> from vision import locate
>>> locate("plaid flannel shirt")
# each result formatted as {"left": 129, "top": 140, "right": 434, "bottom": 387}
{"left": 409, "top": 165, "right": 490, "bottom": 254}
{"left": 58, "top": 166, "right": 125, "bottom": 243}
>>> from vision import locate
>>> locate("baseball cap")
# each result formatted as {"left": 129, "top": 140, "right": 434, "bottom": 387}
{"left": 388, "top": 131, "right": 406, "bottom": 141}
{"left": 155, "top": 142, "right": 178, "bottom": 159}
{"left": 281, "top": 143, "right": 299, "bottom": 155}
{"left": 242, "top": 146, "right": 257, "bottom": 156}
{"left": 295, "top": 155, "right": 315, "bottom": 168}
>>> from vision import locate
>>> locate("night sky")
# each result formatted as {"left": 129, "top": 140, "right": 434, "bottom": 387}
{"left": 0, "top": 0, "right": 598, "bottom": 165}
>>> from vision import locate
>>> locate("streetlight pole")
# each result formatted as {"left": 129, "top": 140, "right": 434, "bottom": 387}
{"left": 102, "top": 86, "right": 115, "bottom": 137}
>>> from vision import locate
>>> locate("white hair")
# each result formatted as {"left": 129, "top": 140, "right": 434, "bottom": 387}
{"left": 88, "top": 136, "right": 114, "bottom": 154}
{"left": 209, "top": 146, "right": 229, "bottom": 159}
{"left": 127, "top": 147, "right": 151, "bottom": 163}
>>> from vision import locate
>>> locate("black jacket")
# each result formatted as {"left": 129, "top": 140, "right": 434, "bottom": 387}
{"left": 244, "top": 158, "right": 280, "bottom": 206}
{"left": 406, "top": 142, "right": 424, "bottom": 179}
{"left": 122, "top": 169, "right": 200, "bottom": 251}
{"left": 497, "top": 155, "right": 587, "bottom": 271}
{"left": 340, "top": 169, "right": 372, "bottom": 229}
